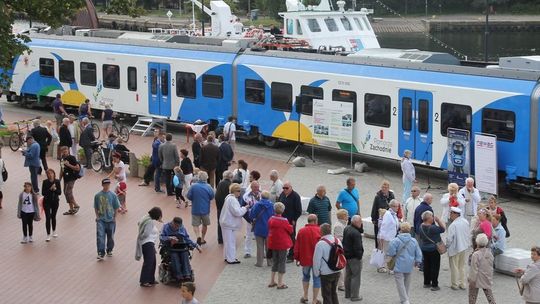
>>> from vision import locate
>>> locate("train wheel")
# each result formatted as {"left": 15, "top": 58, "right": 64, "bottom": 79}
{"left": 263, "top": 136, "right": 279, "bottom": 148}
{"left": 9, "top": 134, "right": 21, "bottom": 151}
{"left": 90, "top": 151, "right": 103, "bottom": 172}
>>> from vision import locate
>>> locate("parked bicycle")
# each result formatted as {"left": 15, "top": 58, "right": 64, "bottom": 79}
{"left": 83, "top": 116, "right": 101, "bottom": 140}
{"left": 90, "top": 140, "right": 114, "bottom": 173}
{"left": 9, "top": 116, "right": 40, "bottom": 151}
{"left": 112, "top": 115, "right": 130, "bottom": 143}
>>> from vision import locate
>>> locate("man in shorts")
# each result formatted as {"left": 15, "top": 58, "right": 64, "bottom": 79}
{"left": 187, "top": 171, "right": 214, "bottom": 245}
{"left": 59, "top": 146, "right": 81, "bottom": 215}
{"left": 52, "top": 94, "right": 67, "bottom": 128}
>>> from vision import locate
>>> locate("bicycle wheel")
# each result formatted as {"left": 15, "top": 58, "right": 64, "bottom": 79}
{"left": 92, "top": 123, "right": 100, "bottom": 139}
{"left": 119, "top": 126, "right": 130, "bottom": 143}
{"left": 90, "top": 151, "right": 103, "bottom": 172}
{"left": 9, "top": 133, "right": 21, "bottom": 151}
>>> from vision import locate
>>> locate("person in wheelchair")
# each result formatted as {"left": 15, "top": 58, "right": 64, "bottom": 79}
{"left": 160, "top": 217, "right": 201, "bottom": 282}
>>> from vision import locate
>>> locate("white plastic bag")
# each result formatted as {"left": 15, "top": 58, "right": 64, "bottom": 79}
{"left": 369, "top": 249, "right": 385, "bottom": 268}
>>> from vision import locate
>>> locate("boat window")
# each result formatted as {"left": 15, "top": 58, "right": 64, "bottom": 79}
{"left": 127, "top": 67, "right": 137, "bottom": 92}
{"left": 287, "top": 19, "right": 293, "bottom": 35}
{"left": 364, "top": 93, "right": 391, "bottom": 127}
{"left": 362, "top": 16, "right": 372, "bottom": 31}
{"left": 245, "top": 79, "right": 265, "bottom": 104}
{"left": 176, "top": 72, "right": 196, "bottom": 98}
{"left": 440, "top": 103, "right": 472, "bottom": 136}
{"left": 39, "top": 58, "right": 54, "bottom": 77}
{"left": 341, "top": 17, "right": 353, "bottom": 31}
{"left": 80, "top": 62, "right": 96, "bottom": 86}
{"left": 324, "top": 17, "right": 339, "bottom": 32}
{"left": 300, "top": 85, "right": 324, "bottom": 116}
{"left": 482, "top": 108, "right": 515, "bottom": 142}
{"left": 296, "top": 19, "right": 303, "bottom": 35}
{"left": 418, "top": 99, "right": 429, "bottom": 134}
{"left": 150, "top": 69, "right": 157, "bottom": 95}
{"left": 59, "top": 60, "right": 75, "bottom": 83}
{"left": 271, "top": 82, "right": 293, "bottom": 112}
{"left": 202, "top": 74, "right": 223, "bottom": 99}
{"left": 402, "top": 97, "right": 412, "bottom": 131}
{"left": 103, "top": 64, "right": 120, "bottom": 89}
{"left": 307, "top": 19, "right": 321, "bottom": 32}
{"left": 161, "top": 69, "right": 169, "bottom": 96}
{"left": 333, "top": 89, "right": 357, "bottom": 122}
{"left": 353, "top": 18, "right": 364, "bottom": 31}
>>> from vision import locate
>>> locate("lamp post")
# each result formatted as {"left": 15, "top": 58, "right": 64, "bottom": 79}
{"left": 425, "top": 0, "right": 428, "bottom": 18}
{"left": 201, "top": 0, "right": 205, "bottom": 36}
{"left": 484, "top": 0, "right": 490, "bottom": 63}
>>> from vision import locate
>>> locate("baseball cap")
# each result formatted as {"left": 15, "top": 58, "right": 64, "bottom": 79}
{"left": 101, "top": 178, "right": 111, "bottom": 185}
{"left": 450, "top": 207, "right": 462, "bottom": 214}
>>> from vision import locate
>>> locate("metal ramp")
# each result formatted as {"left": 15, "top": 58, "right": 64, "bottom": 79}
{"left": 130, "top": 117, "right": 164, "bottom": 137}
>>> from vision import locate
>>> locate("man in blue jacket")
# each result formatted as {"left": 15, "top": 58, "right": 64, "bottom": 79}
{"left": 22, "top": 136, "right": 41, "bottom": 193}
{"left": 187, "top": 171, "right": 215, "bottom": 245}
{"left": 413, "top": 193, "right": 434, "bottom": 234}
{"left": 249, "top": 191, "right": 274, "bottom": 267}
{"left": 160, "top": 217, "right": 201, "bottom": 282}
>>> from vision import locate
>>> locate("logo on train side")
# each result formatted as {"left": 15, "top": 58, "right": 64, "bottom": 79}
{"left": 360, "top": 129, "right": 392, "bottom": 154}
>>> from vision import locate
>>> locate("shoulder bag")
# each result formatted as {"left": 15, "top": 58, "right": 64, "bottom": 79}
{"left": 388, "top": 238, "right": 411, "bottom": 271}
{"left": 1, "top": 159, "right": 7, "bottom": 182}
{"left": 421, "top": 225, "right": 447, "bottom": 255}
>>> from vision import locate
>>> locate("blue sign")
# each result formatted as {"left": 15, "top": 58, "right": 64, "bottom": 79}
{"left": 447, "top": 128, "right": 470, "bottom": 187}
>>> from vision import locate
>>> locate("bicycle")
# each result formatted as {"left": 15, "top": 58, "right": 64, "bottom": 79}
{"left": 90, "top": 140, "right": 114, "bottom": 173}
{"left": 81, "top": 115, "right": 101, "bottom": 140}
{"left": 9, "top": 117, "right": 40, "bottom": 151}
{"left": 112, "top": 115, "right": 130, "bottom": 143}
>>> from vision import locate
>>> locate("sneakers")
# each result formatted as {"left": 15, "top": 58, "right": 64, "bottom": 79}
{"left": 28, "top": 236, "right": 33, "bottom": 243}
{"left": 244, "top": 253, "right": 251, "bottom": 258}
{"left": 139, "top": 182, "right": 149, "bottom": 186}
{"left": 97, "top": 254, "right": 105, "bottom": 261}
{"left": 431, "top": 286, "right": 441, "bottom": 291}
{"left": 106, "top": 251, "right": 113, "bottom": 257}
{"left": 46, "top": 235, "right": 51, "bottom": 242}
{"left": 21, "top": 237, "right": 28, "bottom": 244}
{"left": 52, "top": 231, "right": 58, "bottom": 238}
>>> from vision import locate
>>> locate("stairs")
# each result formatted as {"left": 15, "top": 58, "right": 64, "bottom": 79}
{"left": 130, "top": 117, "right": 164, "bottom": 137}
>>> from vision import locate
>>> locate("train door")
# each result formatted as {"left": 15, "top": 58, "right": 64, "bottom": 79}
{"left": 398, "top": 89, "right": 433, "bottom": 163}
{"left": 148, "top": 62, "right": 171, "bottom": 117}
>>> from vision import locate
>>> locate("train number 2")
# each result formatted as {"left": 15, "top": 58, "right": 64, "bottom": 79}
{"left": 392, "top": 107, "right": 397, "bottom": 116}
{"left": 434, "top": 113, "right": 439, "bottom": 122}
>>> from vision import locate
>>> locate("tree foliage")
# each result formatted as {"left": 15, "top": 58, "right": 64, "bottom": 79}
{"left": 106, "top": 0, "right": 146, "bottom": 17}
{"left": 1, "top": 0, "right": 85, "bottom": 88}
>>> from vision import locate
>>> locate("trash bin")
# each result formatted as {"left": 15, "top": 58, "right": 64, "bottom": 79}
{"left": 250, "top": 9, "right": 259, "bottom": 21}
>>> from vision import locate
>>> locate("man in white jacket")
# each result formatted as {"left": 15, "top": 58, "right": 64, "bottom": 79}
{"left": 446, "top": 207, "right": 470, "bottom": 290}
{"left": 379, "top": 200, "right": 400, "bottom": 272}
{"left": 458, "top": 177, "right": 481, "bottom": 223}
{"left": 404, "top": 186, "right": 422, "bottom": 234}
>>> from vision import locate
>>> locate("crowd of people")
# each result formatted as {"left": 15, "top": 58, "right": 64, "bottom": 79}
{"left": 3, "top": 96, "right": 540, "bottom": 304}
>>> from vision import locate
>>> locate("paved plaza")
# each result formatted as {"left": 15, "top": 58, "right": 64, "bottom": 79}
{"left": 0, "top": 100, "right": 537, "bottom": 304}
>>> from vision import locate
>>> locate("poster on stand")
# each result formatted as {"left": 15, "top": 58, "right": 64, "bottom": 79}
{"left": 474, "top": 133, "right": 498, "bottom": 195}
{"left": 312, "top": 100, "right": 354, "bottom": 144}
{"left": 447, "top": 128, "right": 470, "bottom": 187}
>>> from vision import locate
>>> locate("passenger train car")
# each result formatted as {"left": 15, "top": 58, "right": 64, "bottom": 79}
{"left": 3, "top": 34, "right": 540, "bottom": 193}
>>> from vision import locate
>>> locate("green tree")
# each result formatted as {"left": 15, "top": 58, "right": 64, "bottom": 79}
{"left": 1, "top": 0, "right": 85, "bottom": 87}
{"left": 106, "top": 0, "right": 145, "bottom": 17}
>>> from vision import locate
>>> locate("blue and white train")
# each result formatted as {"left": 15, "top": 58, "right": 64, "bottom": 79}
{"left": 3, "top": 34, "right": 540, "bottom": 194}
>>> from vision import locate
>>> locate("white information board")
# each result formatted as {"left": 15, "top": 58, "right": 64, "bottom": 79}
{"left": 474, "top": 133, "right": 498, "bottom": 195}
{"left": 312, "top": 100, "right": 354, "bottom": 144}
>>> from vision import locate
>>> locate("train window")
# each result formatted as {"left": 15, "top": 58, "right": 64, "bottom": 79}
{"left": 127, "top": 67, "right": 137, "bottom": 92}
{"left": 296, "top": 19, "right": 303, "bottom": 35}
{"left": 364, "top": 93, "right": 391, "bottom": 127}
{"left": 80, "top": 62, "right": 96, "bottom": 86}
{"left": 333, "top": 90, "right": 357, "bottom": 122}
{"left": 307, "top": 19, "right": 321, "bottom": 32}
{"left": 245, "top": 79, "right": 265, "bottom": 104}
{"left": 418, "top": 99, "right": 429, "bottom": 134}
{"left": 176, "top": 72, "right": 196, "bottom": 98}
{"left": 202, "top": 74, "right": 223, "bottom": 99}
{"left": 59, "top": 60, "right": 75, "bottom": 83}
{"left": 103, "top": 64, "right": 120, "bottom": 89}
{"left": 341, "top": 17, "right": 353, "bottom": 31}
{"left": 353, "top": 18, "right": 364, "bottom": 31}
{"left": 161, "top": 69, "right": 169, "bottom": 96}
{"left": 440, "top": 103, "right": 472, "bottom": 136}
{"left": 324, "top": 18, "right": 339, "bottom": 32}
{"left": 300, "top": 85, "right": 324, "bottom": 116}
{"left": 150, "top": 68, "right": 157, "bottom": 95}
{"left": 39, "top": 58, "right": 54, "bottom": 77}
{"left": 271, "top": 82, "right": 293, "bottom": 112}
{"left": 482, "top": 108, "right": 515, "bottom": 142}
{"left": 402, "top": 98, "right": 412, "bottom": 131}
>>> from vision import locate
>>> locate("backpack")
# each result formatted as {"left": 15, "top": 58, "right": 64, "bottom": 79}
{"left": 232, "top": 170, "right": 243, "bottom": 184}
{"left": 1, "top": 160, "right": 7, "bottom": 182}
{"left": 322, "top": 238, "right": 347, "bottom": 271}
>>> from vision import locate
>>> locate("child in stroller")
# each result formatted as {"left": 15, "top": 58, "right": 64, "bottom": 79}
{"left": 159, "top": 217, "right": 201, "bottom": 285}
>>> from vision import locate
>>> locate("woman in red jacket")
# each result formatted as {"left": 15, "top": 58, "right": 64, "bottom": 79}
{"left": 268, "top": 202, "right": 293, "bottom": 290}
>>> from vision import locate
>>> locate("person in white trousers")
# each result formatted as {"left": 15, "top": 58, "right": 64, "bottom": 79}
{"left": 243, "top": 181, "right": 261, "bottom": 258}
{"left": 219, "top": 183, "right": 250, "bottom": 264}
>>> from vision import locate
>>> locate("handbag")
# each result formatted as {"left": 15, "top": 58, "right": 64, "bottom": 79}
{"left": 369, "top": 248, "right": 385, "bottom": 268}
{"left": 420, "top": 225, "right": 447, "bottom": 255}
{"left": 388, "top": 238, "right": 411, "bottom": 271}
{"left": 1, "top": 160, "right": 7, "bottom": 182}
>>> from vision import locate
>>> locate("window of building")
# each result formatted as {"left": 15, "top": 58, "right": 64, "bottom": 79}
{"left": 364, "top": 93, "right": 391, "bottom": 127}
{"left": 333, "top": 90, "right": 357, "bottom": 122}
{"left": 440, "top": 103, "right": 472, "bottom": 136}
{"left": 296, "top": 19, "right": 303, "bottom": 35}
{"left": 300, "top": 85, "right": 323, "bottom": 115}
{"left": 176, "top": 72, "right": 196, "bottom": 98}
{"left": 307, "top": 19, "right": 321, "bottom": 32}
{"left": 287, "top": 19, "right": 293, "bottom": 35}
{"left": 245, "top": 79, "right": 265, "bottom": 104}
{"left": 482, "top": 108, "right": 515, "bottom": 142}
{"left": 80, "top": 62, "right": 96, "bottom": 86}
{"left": 353, "top": 18, "right": 364, "bottom": 31}
{"left": 150, "top": 68, "right": 157, "bottom": 95}
{"left": 402, "top": 98, "right": 412, "bottom": 131}
{"left": 202, "top": 74, "right": 223, "bottom": 99}
{"left": 341, "top": 17, "right": 353, "bottom": 31}
{"left": 324, "top": 17, "right": 339, "bottom": 32}
{"left": 127, "top": 67, "right": 137, "bottom": 91}
{"left": 418, "top": 99, "right": 429, "bottom": 134}
{"left": 103, "top": 64, "right": 120, "bottom": 89}
{"left": 59, "top": 60, "right": 74, "bottom": 83}
{"left": 39, "top": 58, "right": 54, "bottom": 77}
{"left": 271, "top": 82, "right": 293, "bottom": 112}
